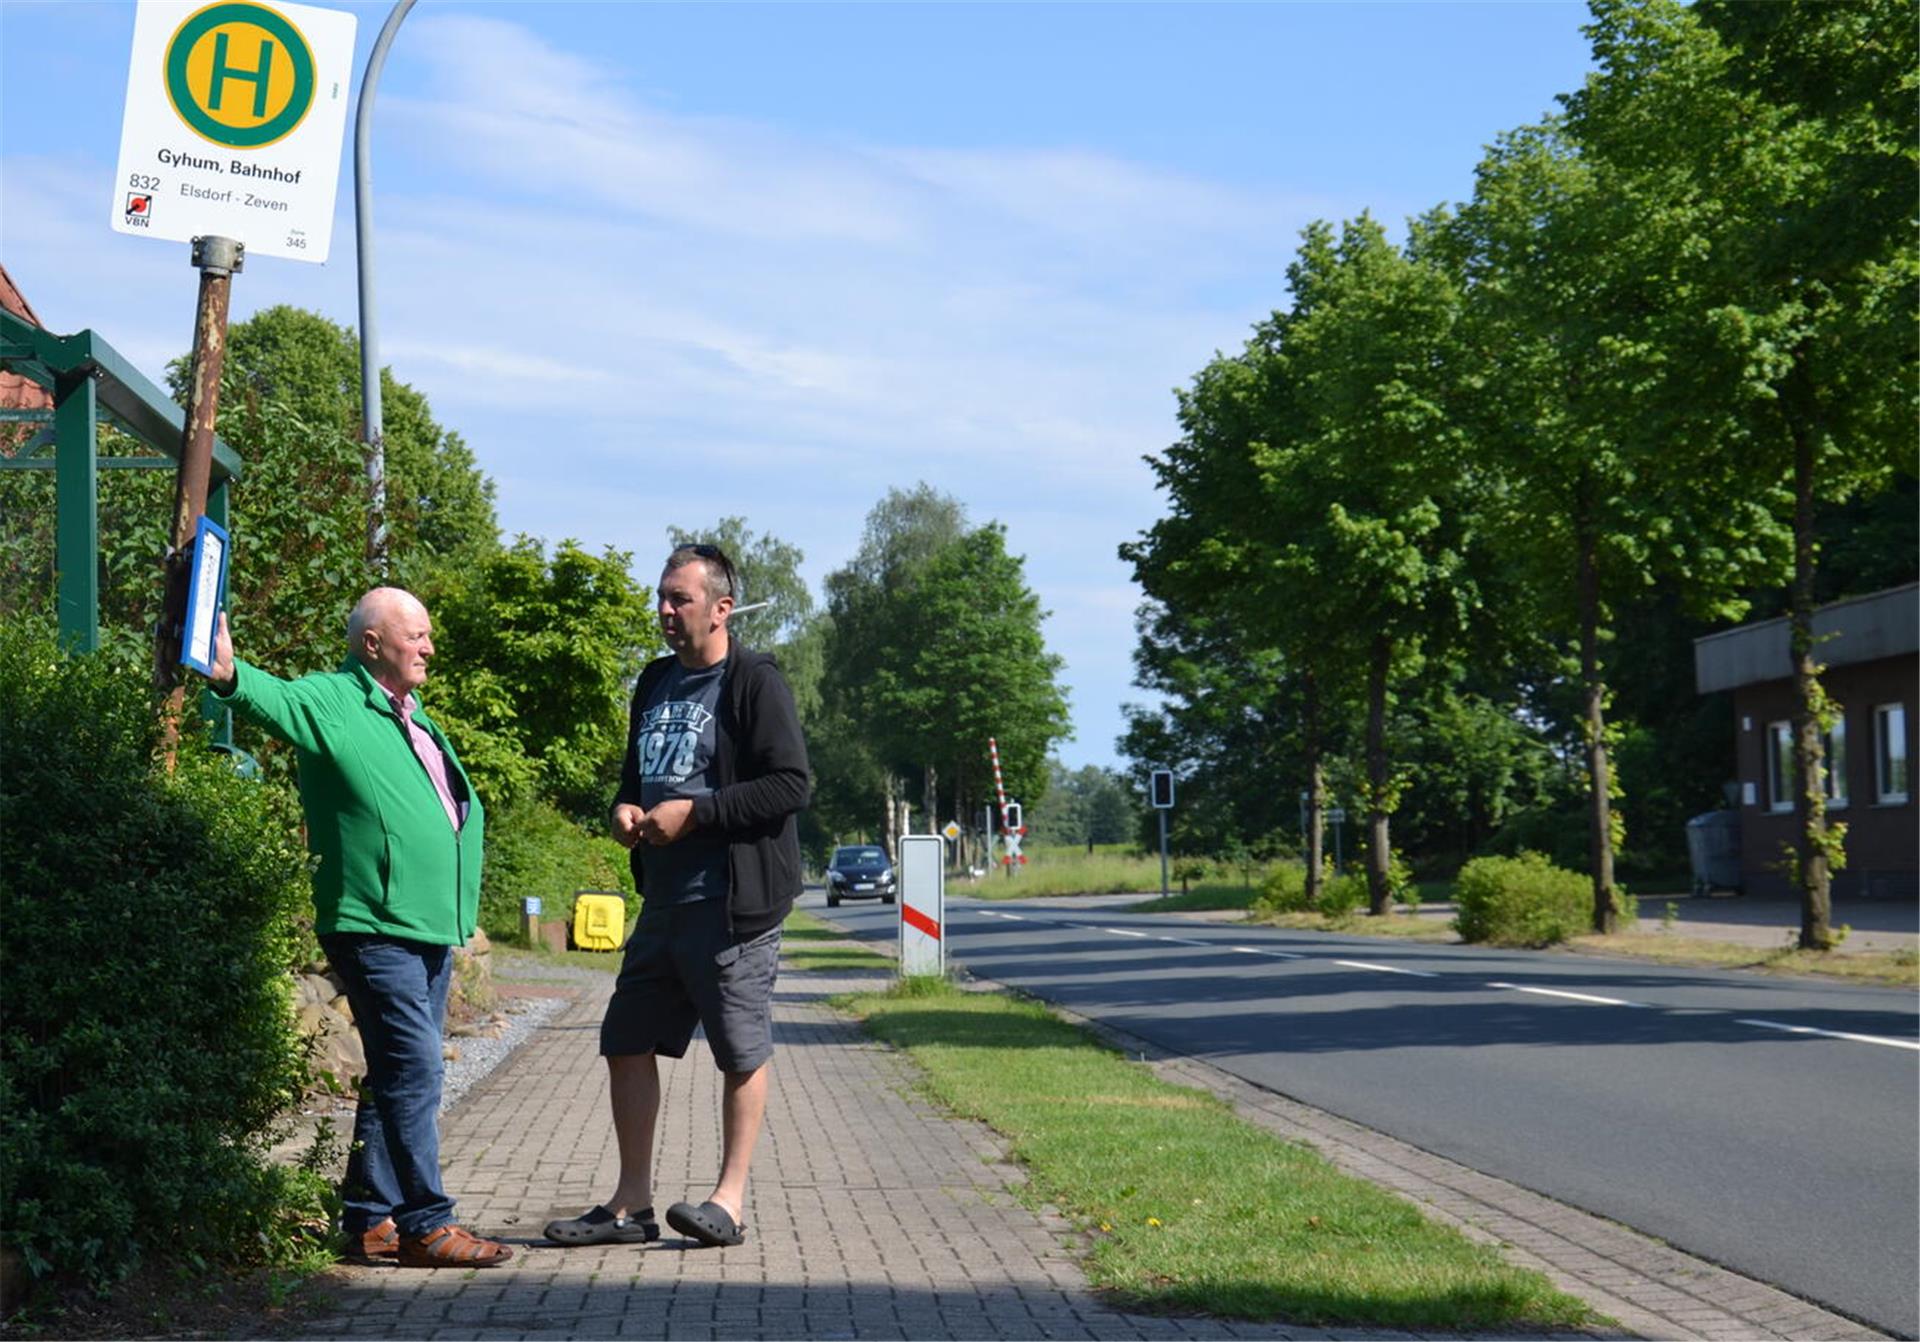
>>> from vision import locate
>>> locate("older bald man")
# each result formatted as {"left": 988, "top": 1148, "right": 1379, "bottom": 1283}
{"left": 204, "top": 588, "right": 511, "bottom": 1268}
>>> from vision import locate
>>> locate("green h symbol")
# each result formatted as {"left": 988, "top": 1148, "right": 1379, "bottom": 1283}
{"left": 208, "top": 30, "right": 275, "bottom": 117}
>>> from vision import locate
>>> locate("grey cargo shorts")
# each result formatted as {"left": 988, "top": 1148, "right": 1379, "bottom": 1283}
{"left": 600, "top": 897, "right": 781, "bottom": 1073}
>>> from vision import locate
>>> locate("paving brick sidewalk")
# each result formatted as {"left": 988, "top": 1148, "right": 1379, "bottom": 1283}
{"left": 260, "top": 958, "right": 1876, "bottom": 1342}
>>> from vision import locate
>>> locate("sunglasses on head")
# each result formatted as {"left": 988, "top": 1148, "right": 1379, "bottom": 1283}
{"left": 685, "top": 544, "right": 737, "bottom": 598}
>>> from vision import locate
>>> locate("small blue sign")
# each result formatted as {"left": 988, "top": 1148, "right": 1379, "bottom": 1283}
{"left": 179, "top": 514, "right": 230, "bottom": 676}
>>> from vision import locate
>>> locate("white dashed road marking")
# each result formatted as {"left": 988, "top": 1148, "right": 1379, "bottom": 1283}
{"left": 947, "top": 910, "right": 1915, "bottom": 1053}
{"left": 1335, "top": 959, "right": 1439, "bottom": 978}
{"left": 1487, "top": 982, "right": 1647, "bottom": 1008}
{"left": 1736, "top": 1019, "right": 1920, "bottom": 1052}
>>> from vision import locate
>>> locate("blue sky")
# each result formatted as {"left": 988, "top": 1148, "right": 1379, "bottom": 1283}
{"left": 2, "top": 1, "right": 1595, "bottom": 775}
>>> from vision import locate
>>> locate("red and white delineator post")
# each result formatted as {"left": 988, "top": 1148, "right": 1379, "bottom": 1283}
{"left": 987, "top": 736, "right": 1027, "bottom": 867}
{"left": 897, "top": 833, "right": 944, "bottom": 977}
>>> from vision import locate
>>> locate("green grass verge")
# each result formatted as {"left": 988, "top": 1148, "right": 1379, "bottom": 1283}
{"left": 1122, "top": 883, "right": 1263, "bottom": 914}
{"left": 963, "top": 850, "right": 1163, "bottom": 899}
{"left": 1252, "top": 910, "right": 1460, "bottom": 941}
{"left": 837, "top": 978, "right": 1594, "bottom": 1329}
{"left": 1567, "top": 931, "right": 1919, "bottom": 987}
{"left": 492, "top": 943, "right": 622, "bottom": 976}
{"left": 780, "top": 907, "right": 896, "bottom": 973}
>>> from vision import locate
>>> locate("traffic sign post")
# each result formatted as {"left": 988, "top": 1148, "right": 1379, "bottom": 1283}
{"left": 1150, "top": 769, "right": 1174, "bottom": 901}
{"left": 112, "top": 0, "right": 358, "bottom": 262}
{"left": 898, "top": 834, "right": 944, "bottom": 978}
{"left": 987, "top": 737, "right": 1028, "bottom": 876}
{"left": 115, "top": 0, "right": 357, "bottom": 759}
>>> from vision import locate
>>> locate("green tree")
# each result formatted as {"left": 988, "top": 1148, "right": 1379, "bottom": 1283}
{"left": 865, "top": 523, "right": 1072, "bottom": 841}
{"left": 1122, "top": 311, "right": 1359, "bottom": 899}
{"left": 818, "top": 485, "right": 970, "bottom": 851}
{"left": 178, "top": 305, "right": 499, "bottom": 578}
{"left": 422, "top": 537, "right": 658, "bottom": 818}
{"left": 1279, "top": 214, "right": 1479, "bottom": 914}
{"left": 1444, "top": 118, "right": 1783, "bottom": 931}
{"left": 1032, "top": 760, "right": 1141, "bottom": 850}
{"left": 1119, "top": 602, "right": 1308, "bottom": 861}
{"left": 1564, "top": 0, "right": 1917, "bottom": 946}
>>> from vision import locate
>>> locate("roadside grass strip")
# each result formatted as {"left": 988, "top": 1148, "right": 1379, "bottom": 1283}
{"left": 782, "top": 907, "right": 896, "bottom": 973}
{"left": 494, "top": 943, "right": 622, "bottom": 975}
{"left": 838, "top": 978, "right": 1594, "bottom": 1330}
{"left": 1566, "top": 932, "right": 1919, "bottom": 988}
{"left": 1252, "top": 909, "right": 1460, "bottom": 941}
{"left": 966, "top": 851, "right": 1166, "bottom": 898}
{"left": 1122, "top": 883, "right": 1265, "bottom": 914}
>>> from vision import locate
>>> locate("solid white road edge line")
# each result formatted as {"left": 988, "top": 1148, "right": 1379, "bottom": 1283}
{"left": 1736, "top": 1019, "right": 1920, "bottom": 1052}
{"left": 1487, "top": 982, "right": 1647, "bottom": 1008}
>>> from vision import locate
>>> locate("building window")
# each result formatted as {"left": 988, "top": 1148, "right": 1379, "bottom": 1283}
{"left": 1767, "top": 720, "right": 1794, "bottom": 812}
{"left": 1823, "top": 716, "right": 1848, "bottom": 810}
{"left": 1876, "top": 703, "right": 1910, "bottom": 804}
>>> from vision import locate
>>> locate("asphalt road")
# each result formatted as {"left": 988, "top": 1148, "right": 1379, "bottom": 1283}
{"left": 809, "top": 890, "right": 1920, "bottom": 1339}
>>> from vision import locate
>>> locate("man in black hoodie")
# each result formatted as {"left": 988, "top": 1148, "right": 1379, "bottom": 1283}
{"left": 546, "top": 543, "right": 809, "bottom": 1251}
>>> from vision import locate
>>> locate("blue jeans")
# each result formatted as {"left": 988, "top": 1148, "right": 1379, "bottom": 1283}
{"left": 321, "top": 933, "right": 455, "bottom": 1238}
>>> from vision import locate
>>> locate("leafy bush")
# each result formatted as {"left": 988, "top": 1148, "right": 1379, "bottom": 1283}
{"left": 1255, "top": 862, "right": 1311, "bottom": 913}
{"left": 1252, "top": 861, "right": 1384, "bottom": 919}
{"left": 1452, "top": 852, "right": 1626, "bottom": 946}
{"left": 1484, "top": 804, "right": 1588, "bottom": 874}
{"left": 1317, "top": 871, "right": 1370, "bottom": 919}
{"left": 480, "top": 799, "right": 634, "bottom": 941}
{"left": 0, "top": 619, "right": 328, "bottom": 1293}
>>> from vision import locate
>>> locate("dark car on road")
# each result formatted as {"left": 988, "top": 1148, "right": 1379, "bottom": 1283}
{"left": 826, "top": 845, "right": 895, "bottom": 907}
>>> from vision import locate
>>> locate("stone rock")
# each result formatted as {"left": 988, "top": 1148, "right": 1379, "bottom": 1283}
{"left": 450, "top": 929, "right": 497, "bottom": 1021}
{"left": 296, "top": 1001, "right": 365, "bottom": 1094}
{"left": 442, "top": 1042, "right": 461, "bottom": 1062}
{"left": 328, "top": 993, "right": 352, "bottom": 1019}
{"left": 295, "top": 973, "right": 336, "bottom": 1008}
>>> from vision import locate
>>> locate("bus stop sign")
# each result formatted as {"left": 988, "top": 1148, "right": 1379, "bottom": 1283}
{"left": 113, "top": 0, "right": 357, "bottom": 261}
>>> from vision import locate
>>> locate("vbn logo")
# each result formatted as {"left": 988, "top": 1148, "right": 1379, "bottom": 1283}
{"left": 164, "top": 2, "right": 316, "bottom": 149}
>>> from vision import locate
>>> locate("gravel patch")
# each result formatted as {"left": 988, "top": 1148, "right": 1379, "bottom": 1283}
{"left": 489, "top": 954, "right": 620, "bottom": 985}
{"left": 440, "top": 958, "right": 615, "bottom": 1110}
{"left": 442, "top": 992, "right": 570, "bottom": 1113}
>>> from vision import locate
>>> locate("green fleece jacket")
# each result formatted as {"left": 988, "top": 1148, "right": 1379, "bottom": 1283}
{"left": 215, "top": 657, "right": 484, "bottom": 945}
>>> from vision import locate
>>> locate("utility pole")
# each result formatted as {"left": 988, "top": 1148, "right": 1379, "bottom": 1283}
{"left": 355, "top": 0, "right": 418, "bottom": 574}
{"left": 154, "top": 235, "right": 242, "bottom": 766}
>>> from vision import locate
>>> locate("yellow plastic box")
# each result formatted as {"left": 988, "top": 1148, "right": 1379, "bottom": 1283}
{"left": 571, "top": 892, "right": 627, "bottom": 952}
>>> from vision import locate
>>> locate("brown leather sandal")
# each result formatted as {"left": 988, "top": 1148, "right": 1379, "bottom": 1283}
{"left": 398, "top": 1223, "right": 515, "bottom": 1268}
{"left": 344, "top": 1217, "right": 399, "bottom": 1265}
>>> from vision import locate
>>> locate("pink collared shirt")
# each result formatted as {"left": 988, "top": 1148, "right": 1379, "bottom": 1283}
{"left": 391, "top": 691, "right": 462, "bottom": 831}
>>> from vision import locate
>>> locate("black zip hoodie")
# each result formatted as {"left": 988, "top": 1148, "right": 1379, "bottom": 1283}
{"left": 613, "top": 640, "right": 811, "bottom": 938}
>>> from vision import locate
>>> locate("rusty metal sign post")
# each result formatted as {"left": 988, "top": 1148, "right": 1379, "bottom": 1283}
{"left": 154, "top": 235, "right": 242, "bottom": 766}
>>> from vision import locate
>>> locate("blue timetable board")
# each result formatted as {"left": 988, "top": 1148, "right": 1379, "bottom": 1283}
{"left": 179, "top": 514, "right": 230, "bottom": 676}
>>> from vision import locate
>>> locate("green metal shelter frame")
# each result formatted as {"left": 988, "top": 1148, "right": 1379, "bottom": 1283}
{"left": 0, "top": 306, "right": 243, "bottom": 652}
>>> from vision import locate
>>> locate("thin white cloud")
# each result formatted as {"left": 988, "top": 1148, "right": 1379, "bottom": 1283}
{"left": 0, "top": 8, "right": 1365, "bottom": 770}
